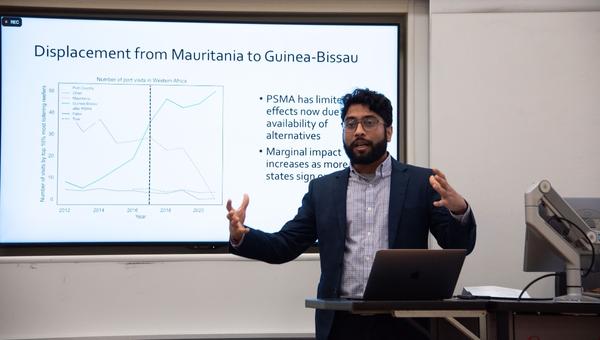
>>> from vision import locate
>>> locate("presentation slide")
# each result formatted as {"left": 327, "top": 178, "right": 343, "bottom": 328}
{"left": 0, "top": 15, "right": 399, "bottom": 243}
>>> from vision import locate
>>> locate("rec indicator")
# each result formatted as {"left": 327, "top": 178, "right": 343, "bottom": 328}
{"left": 2, "top": 17, "right": 22, "bottom": 27}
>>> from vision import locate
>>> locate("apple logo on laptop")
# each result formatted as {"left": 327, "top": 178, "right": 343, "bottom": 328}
{"left": 409, "top": 270, "right": 420, "bottom": 280}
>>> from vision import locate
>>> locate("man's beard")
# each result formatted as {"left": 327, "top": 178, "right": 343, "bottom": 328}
{"left": 343, "top": 137, "right": 388, "bottom": 165}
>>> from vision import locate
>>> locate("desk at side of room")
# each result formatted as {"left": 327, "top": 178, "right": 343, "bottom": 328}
{"left": 305, "top": 298, "right": 600, "bottom": 340}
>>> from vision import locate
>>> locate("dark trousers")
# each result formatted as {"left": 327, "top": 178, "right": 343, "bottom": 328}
{"left": 328, "top": 311, "right": 431, "bottom": 340}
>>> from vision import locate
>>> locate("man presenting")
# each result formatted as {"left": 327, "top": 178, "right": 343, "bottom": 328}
{"left": 226, "top": 88, "right": 476, "bottom": 340}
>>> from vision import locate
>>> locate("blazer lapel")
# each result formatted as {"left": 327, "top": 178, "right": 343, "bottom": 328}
{"left": 388, "top": 160, "right": 409, "bottom": 248}
{"left": 335, "top": 168, "right": 350, "bottom": 239}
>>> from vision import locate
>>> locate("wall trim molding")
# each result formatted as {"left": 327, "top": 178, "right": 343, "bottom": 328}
{"left": 431, "top": 0, "right": 600, "bottom": 14}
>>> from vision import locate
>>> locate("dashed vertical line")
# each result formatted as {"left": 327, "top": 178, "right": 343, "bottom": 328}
{"left": 148, "top": 85, "right": 152, "bottom": 205}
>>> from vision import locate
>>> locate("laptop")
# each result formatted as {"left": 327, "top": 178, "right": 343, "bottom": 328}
{"left": 344, "top": 249, "right": 467, "bottom": 301}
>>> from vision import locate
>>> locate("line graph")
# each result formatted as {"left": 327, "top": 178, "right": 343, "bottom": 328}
{"left": 57, "top": 83, "right": 223, "bottom": 205}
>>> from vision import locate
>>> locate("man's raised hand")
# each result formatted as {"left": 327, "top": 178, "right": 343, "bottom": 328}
{"left": 429, "top": 168, "right": 468, "bottom": 215}
{"left": 226, "top": 194, "right": 250, "bottom": 243}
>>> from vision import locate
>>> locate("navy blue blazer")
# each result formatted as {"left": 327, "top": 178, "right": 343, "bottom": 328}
{"left": 231, "top": 158, "right": 476, "bottom": 340}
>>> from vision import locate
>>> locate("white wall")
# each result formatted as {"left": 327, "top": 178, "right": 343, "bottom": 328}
{"left": 0, "top": 254, "right": 320, "bottom": 339}
{"left": 429, "top": 3, "right": 600, "bottom": 296}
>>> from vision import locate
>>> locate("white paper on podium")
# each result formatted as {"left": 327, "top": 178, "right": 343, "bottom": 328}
{"left": 462, "top": 285, "right": 530, "bottom": 299}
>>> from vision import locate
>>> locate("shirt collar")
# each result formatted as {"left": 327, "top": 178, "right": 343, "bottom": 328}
{"left": 349, "top": 154, "right": 392, "bottom": 181}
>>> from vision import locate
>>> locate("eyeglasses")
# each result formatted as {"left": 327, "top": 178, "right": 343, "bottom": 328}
{"left": 342, "top": 116, "right": 384, "bottom": 132}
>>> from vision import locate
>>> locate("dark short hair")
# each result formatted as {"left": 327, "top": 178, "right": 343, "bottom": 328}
{"left": 340, "top": 88, "right": 393, "bottom": 127}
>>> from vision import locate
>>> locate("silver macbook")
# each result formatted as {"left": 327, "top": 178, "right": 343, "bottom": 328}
{"left": 345, "top": 249, "right": 467, "bottom": 301}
